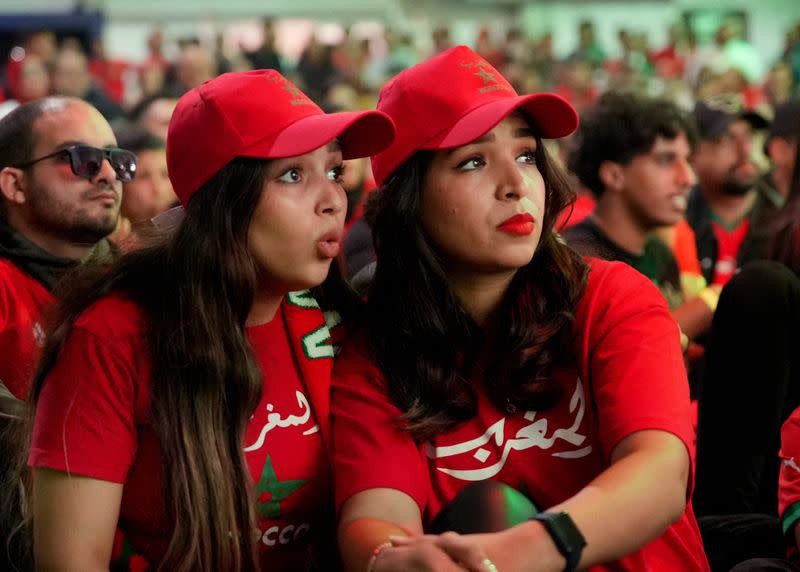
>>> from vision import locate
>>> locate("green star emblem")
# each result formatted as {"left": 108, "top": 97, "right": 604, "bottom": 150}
{"left": 255, "top": 455, "right": 307, "bottom": 519}
{"left": 475, "top": 67, "right": 495, "bottom": 85}
{"left": 283, "top": 84, "right": 302, "bottom": 98}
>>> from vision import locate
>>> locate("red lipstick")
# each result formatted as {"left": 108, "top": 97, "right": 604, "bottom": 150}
{"left": 497, "top": 213, "right": 535, "bottom": 236}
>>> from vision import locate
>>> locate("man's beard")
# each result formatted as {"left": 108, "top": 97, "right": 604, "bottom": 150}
{"left": 720, "top": 174, "right": 756, "bottom": 196}
{"left": 63, "top": 217, "right": 118, "bottom": 244}
{"left": 36, "top": 210, "right": 118, "bottom": 246}
{"left": 28, "top": 185, "right": 119, "bottom": 246}
{"left": 720, "top": 161, "right": 758, "bottom": 197}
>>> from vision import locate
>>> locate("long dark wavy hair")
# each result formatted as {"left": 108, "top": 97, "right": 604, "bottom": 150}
{"left": 364, "top": 133, "right": 589, "bottom": 440}
{"left": 7, "top": 157, "right": 354, "bottom": 571}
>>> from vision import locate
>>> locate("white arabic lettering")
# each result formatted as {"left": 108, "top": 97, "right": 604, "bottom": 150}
{"left": 427, "top": 378, "right": 592, "bottom": 481}
{"left": 785, "top": 457, "right": 800, "bottom": 475}
{"left": 244, "top": 391, "right": 316, "bottom": 452}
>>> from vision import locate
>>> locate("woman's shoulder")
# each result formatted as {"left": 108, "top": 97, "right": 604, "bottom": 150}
{"left": 575, "top": 257, "right": 670, "bottom": 327}
{"left": 582, "top": 256, "right": 663, "bottom": 299}
{"left": 73, "top": 294, "right": 148, "bottom": 340}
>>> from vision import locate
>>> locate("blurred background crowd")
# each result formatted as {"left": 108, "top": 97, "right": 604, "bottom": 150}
{"left": 2, "top": 2, "right": 799, "bottom": 128}
{"left": 2, "top": 1, "right": 798, "bottom": 235}
{"left": 0, "top": 0, "right": 797, "bottom": 279}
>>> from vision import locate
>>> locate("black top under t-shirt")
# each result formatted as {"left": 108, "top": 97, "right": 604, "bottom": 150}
{"left": 563, "top": 217, "right": 684, "bottom": 309}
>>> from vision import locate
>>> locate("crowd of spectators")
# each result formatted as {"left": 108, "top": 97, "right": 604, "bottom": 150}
{"left": 3, "top": 13, "right": 800, "bottom": 571}
{"left": 2, "top": 17, "right": 799, "bottom": 127}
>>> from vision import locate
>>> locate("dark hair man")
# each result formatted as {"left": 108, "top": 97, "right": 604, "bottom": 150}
{"left": 0, "top": 97, "right": 131, "bottom": 398}
{"left": 566, "top": 91, "right": 715, "bottom": 340}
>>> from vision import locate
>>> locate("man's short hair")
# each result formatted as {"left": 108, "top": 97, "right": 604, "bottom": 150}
{"left": 568, "top": 91, "right": 697, "bottom": 198}
{"left": 0, "top": 98, "right": 57, "bottom": 170}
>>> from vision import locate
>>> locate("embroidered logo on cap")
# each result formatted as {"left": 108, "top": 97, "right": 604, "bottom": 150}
{"left": 704, "top": 93, "right": 745, "bottom": 114}
{"left": 475, "top": 67, "right": 495, "bottom": 85}
{"left": 458, "top": 59, "right": 509, "bottom": 94}
{"left": 283, "top": 84, "right": 302, "bottom": 97}
{"left": 281, "top": 80, "right": 314, "bottom": 107}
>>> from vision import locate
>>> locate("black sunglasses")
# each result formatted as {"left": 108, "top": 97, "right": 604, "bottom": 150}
{"left": 15, "top": 144, "right": 138, "bottom": 183}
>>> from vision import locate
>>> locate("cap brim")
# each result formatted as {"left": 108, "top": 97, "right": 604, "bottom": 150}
{"left": 427, "top": 93, "right": 578, "bottom": 150}
{"left": 740, "top": 111, "right": 769, "bottom": 131}
{"left": 247, "top": 110, "right": 395, "bottom": 160}
{"left": 704, "top": 112, "right": 768, "bottom": 140}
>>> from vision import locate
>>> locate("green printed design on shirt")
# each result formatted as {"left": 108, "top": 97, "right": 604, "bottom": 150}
{"left": 255, "top": 455, "right": 307, "bottom": 519}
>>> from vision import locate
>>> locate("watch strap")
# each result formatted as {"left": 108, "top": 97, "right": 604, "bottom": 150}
{"left": 531, "top": 511, "right": 586, "bottom": 572}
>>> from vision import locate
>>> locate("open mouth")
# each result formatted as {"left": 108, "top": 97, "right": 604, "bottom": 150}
{"left": 670, "top": 195, "right": 687, "bottom": 211}
{"left": 316, "top": 230, "right": 342, "bottom": 258}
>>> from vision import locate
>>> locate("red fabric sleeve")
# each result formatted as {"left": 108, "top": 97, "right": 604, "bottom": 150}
{"left": 29, "top": 326, "right": 138, "bottom": 483}
{"left": 331, "top": 342, "right": 429, "bottom": 514}
{"left": 576, "top": 261, "right": 695, "bottom": 476}
{"left": 779, "top": 406, "right": 800, "bottom": 531}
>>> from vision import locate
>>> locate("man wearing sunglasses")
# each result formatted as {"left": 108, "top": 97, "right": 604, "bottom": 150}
{"left": 0, "top": 96, "right": 135, "bottom": 400}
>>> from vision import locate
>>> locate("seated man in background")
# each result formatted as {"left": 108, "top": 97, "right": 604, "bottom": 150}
{"left": 0, "top": 97, "right": 130, "bottom": 569}
{"left": 0, "top": 97, "right": 127, "bottom": 399}
{"left": 687, "top": 96, "right": 774, "bottom": 287}
{"left": 567, "top": 91, "right": 800, "bottom": 571}
{"left": 565, "top": 91, "right": 716, "bottom": 342}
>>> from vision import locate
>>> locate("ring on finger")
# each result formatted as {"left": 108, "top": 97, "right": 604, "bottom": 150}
{"left": 481, "top": 557, "right": 499, "bottom": 572}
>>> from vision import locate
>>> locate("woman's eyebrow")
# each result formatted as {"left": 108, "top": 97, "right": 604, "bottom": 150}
{"left": 514, "top": 127, "right": 536, "bottom": 139}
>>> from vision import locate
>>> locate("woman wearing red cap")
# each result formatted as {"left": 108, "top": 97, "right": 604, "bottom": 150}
{"left": 333, "top": 46, "right": 709, "bottom": 571}
{"left": 23, "top": 70, "right": 394, "bottom": 571}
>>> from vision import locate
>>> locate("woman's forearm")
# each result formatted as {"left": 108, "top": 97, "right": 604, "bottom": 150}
{"left": 339, "top": 517, "right": 413, "bottom": 572}
{"left": 338, "top": 488, "right": 425, "bottom": 571}
{"left": 543, "top": 431, "right": 689, "bottom": 568}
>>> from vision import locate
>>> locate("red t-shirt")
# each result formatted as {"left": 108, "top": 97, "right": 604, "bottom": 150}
{"left": 779, "top": 406, "right": 800, "bottom": 538}
{"left": 0, "top": 259, "right": 55, "bottom": 398}
{"left": 710, "top": 219, "right": 750, "bottom": 286}
{"left": 332, "top": 259, "right": 709, "bottom": 571}
{"left": 30, "top": 294, "right": 335, "bottom": 570}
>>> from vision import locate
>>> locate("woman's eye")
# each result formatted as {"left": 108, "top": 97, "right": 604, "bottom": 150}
{"left": 457, "top": 157, "right": 485, "bottom": 171}
{"left": 517, "top": 150, "right": 537, "bottom": 165}
{"left": 328, "top": 164, "right": 345, "bottom": 183}
{"left": 278, "top": 168, "right": 301, "bottom": 183}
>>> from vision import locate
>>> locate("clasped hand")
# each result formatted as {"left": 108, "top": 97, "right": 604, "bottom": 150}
{"left": 370, "top": 526, "right": 564, "bottom": 572}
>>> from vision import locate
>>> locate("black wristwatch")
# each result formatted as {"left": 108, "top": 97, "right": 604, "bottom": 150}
{"left": 531, "top": 511, "right": 586, "bottom": 572}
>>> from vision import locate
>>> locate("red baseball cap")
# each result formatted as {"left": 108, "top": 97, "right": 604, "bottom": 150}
{"left": 371, "top": 45, "right": 578, "bottom": 186}
{"left": 166, "top": 69, "right": 396, "bottom": 206}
